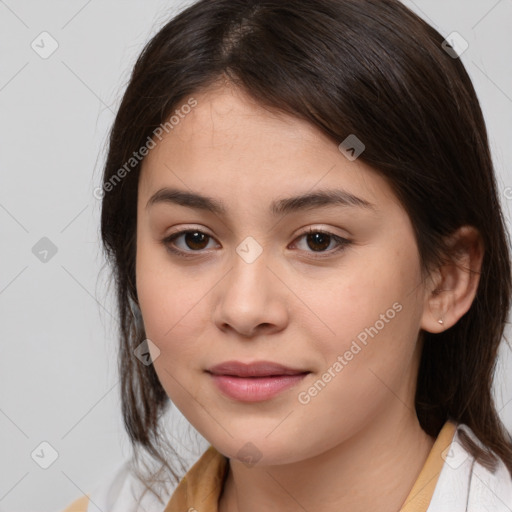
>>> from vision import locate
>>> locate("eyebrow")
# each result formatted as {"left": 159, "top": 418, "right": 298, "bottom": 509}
{"left": 145, "top": 187, "right": 377, "bottom": 216}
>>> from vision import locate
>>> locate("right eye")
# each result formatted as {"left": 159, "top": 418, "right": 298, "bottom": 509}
{"left": 161, "top": 229, "right": 220, "bottom": 258}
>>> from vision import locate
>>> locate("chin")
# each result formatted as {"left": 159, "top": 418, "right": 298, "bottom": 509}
{"left": 200, "top": 431, "right": 314, "bottom": 467}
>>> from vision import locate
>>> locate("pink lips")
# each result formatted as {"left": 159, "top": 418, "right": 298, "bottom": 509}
{"left": 206, "top": 360, "right": 310, "bottom": 402}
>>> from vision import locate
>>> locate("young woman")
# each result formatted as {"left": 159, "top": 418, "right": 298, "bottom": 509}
{"left": 63, "top": 0, "right": 512, "bottom": 510}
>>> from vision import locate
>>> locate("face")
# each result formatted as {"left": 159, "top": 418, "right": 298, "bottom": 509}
{"left": 136, "top": 84, "right": 430, "bottom": 465}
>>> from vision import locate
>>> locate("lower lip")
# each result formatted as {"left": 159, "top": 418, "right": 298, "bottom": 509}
{"left": 208, "top": 373, "right": 309, "bottom": 402}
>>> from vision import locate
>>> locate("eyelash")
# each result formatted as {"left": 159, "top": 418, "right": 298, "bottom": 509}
{"left": 161, "top": 228, "right": 351, "bottom": 260}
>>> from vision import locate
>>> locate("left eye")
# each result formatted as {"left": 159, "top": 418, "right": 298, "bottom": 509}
{"left": 291, "top": 230, "right": 350, "bottom": 255}
{"left": 162, "top": 229, "right": 350, "bottom": 257}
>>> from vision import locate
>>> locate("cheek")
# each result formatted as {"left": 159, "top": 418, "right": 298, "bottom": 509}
{"left": 136, "top": 262, "right": 211, "bottom": 407}
{"left": 295, "top": 294, "right": 421, "bottom": 438}
{"left": 301, "top": 243, "right": 423, "bottom": 374}
{"left": 136, "top": 242, "right": 208, "bottom": 364}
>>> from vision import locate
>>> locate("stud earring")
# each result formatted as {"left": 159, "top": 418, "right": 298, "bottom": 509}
{"left": 438, "top": 319, "right": 444, "bottom": 325}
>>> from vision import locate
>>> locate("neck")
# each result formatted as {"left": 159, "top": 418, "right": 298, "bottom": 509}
{"left": 218, "top": 408, "right": 435, "bottom": 512}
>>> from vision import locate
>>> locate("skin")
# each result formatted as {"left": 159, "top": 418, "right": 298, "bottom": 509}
{"left": 135, "top": 82, "right": 483, "bottom": 512}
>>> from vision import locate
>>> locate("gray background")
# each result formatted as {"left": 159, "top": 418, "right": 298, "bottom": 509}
{"left": 1, "top": 1, "right": 511, "bottom": 510}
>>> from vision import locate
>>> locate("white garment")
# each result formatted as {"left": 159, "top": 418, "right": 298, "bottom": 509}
{"left": 82, "top": 460, "right": 176, "bottom": 512}
{"left": 427, "top": 424, "right": 512, "bottom": 511}
{"left": 84, "top": 423, "right": 512, "bottom": 511}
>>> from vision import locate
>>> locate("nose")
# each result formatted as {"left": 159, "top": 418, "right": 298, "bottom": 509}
{"left": 212, "top": 246, "right": 289, "bottom": 338}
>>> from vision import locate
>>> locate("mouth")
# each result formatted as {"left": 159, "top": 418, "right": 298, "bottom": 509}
{"left": 206, "top": 360, "right": 311, "bottom": 402}
{"left": 207, "top": 360, "right": 309, "bottom": 377}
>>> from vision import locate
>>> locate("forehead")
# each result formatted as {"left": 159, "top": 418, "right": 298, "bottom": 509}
{"left": 138, "top": 85, "right": 399, "bottom": 214}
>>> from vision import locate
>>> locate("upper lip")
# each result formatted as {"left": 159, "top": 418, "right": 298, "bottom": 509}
{"left": 207, "top": 360, "right": 310, "bottom": 377}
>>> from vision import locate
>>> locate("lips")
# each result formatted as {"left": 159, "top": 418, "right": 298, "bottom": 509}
{"left": 207, "top": 360, "right": 309, "bottom": 377}
{"left": 206, "top": 360, "right": 310, "bottom": 402}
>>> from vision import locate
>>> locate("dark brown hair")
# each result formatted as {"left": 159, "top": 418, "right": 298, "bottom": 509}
{"left": 99, "top": 0, "right": 512, "bottom": 501}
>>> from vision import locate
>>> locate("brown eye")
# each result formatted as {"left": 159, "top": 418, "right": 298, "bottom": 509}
{"left": 162, "top": 230, "right": 218, "bottom": 256}
{"left": 292, "top": 229, "right": 351, "bottom": 257}
{"left": 162, "top": 228, "right": 350, "bottom": 260}
{"left": 182, "top": 231, "right": 210, "bottom": 250}
{"left": 305, "top": 232, "right": 331, "bottom": 252}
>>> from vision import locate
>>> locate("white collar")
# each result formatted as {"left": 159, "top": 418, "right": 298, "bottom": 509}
{"left": 427, "top": 423, "right": 512, "bottom": 511}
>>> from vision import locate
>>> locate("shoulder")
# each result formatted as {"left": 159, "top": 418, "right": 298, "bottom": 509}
{"left": 59, "top": 460, "right": 129, "bottom": 512}
{"left": 427, "top": 422, "right": 512, "bottom": 511}
{"left": 60, "top": 458, "right": 175, "bottom": 512}
{"left": 61, "top": 494, "right": 89, "bottom": 512}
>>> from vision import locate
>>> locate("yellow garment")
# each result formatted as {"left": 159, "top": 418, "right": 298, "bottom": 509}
{"left": 400, "top": 420, "right": 457, "bottom": 511}
{"left": 61, "top": 494, "right": 89, "bottom": 512}
{"left": 62, "top": 421, "right": 457, "bottom": 512}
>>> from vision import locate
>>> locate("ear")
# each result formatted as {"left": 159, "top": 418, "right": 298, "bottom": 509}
{"left": 420, "top": 226, "right": 484, "bottom": 333}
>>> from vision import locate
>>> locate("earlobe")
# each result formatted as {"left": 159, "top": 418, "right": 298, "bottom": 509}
{"left": 420, "top": 226, "right": 484, "bottom": 334}
{"left": 422, "top": 285, "right": 452, "bottom": 333}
